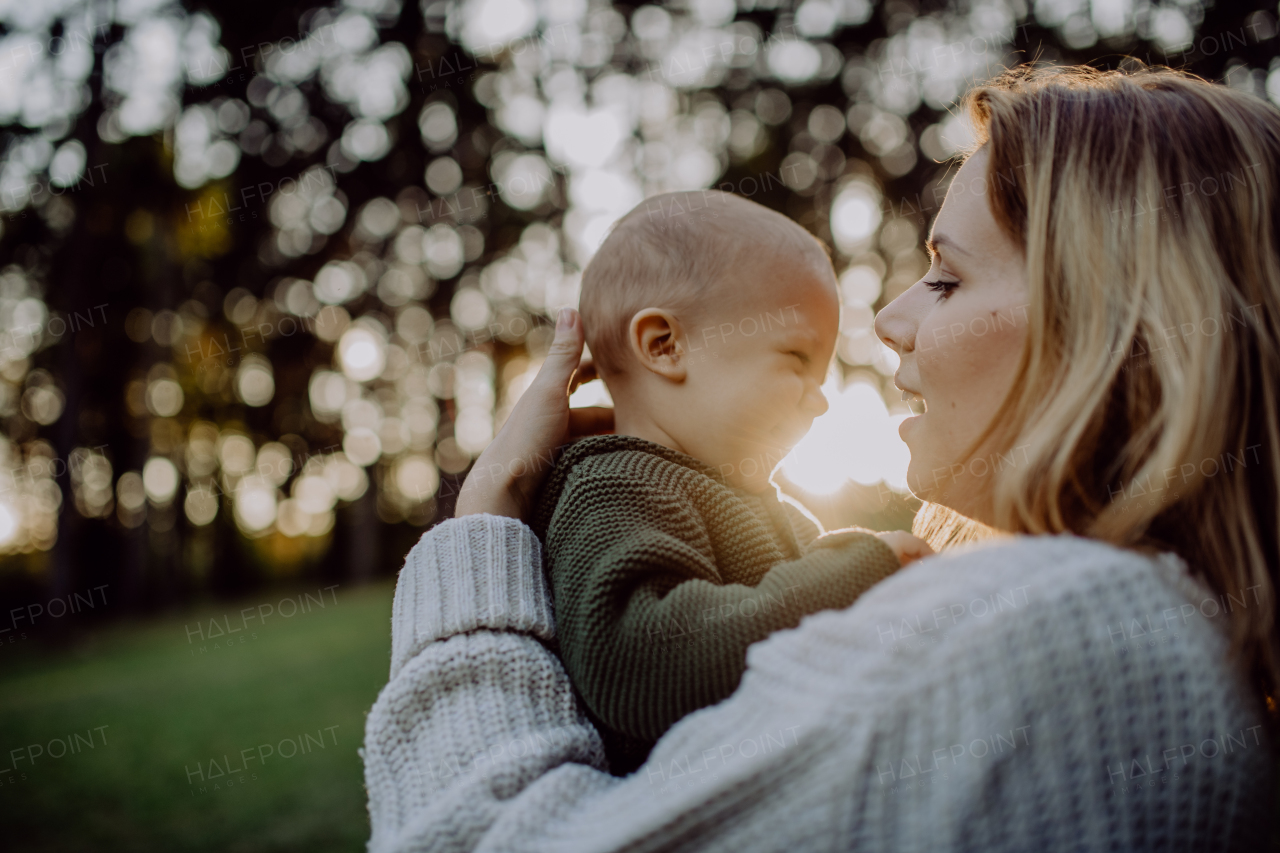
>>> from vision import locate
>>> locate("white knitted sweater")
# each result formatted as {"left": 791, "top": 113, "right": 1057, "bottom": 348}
{"left": 360, "top": 514, "right": 1274, "bottom": 852}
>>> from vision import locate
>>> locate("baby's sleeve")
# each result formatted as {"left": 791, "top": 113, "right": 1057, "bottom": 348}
{"left": 544, "top": 466, "right": 902, "bottom": 745}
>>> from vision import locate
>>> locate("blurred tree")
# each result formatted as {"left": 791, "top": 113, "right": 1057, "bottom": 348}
{"left": 0, "top": 0, "right": 1276, "bottom": 627}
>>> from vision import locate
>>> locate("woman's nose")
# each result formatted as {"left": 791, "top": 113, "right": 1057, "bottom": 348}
{"left": 874, "top": 293, "right": 915, "bottom": 355}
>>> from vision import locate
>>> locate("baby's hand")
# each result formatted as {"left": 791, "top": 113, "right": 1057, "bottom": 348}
{"left": 874, "top": 530, "right": 935, "bottom": 567}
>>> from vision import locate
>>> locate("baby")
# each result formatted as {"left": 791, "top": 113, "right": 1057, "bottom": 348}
{"left": 531, "top": 190, "right": 931, "bottom": 775}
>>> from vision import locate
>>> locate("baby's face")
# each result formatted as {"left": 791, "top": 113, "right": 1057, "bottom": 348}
{"left": 673, "top": 255, "right": 839, "bottom": 492}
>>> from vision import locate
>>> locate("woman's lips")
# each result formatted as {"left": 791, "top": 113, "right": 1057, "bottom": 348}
{"left": 895, "top": 380, "right": 925, "bottom": 439}
{"left": 899, "top": 389, "right": 927, "bottom": 414}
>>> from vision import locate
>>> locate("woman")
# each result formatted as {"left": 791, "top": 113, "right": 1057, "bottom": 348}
{"left": 361, "top": 65, "right": 1278, "bottom": 851}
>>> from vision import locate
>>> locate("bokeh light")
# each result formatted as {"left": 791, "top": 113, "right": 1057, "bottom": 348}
{"left": 0, "top": 0, "right": 1267, "bottom": 633}
{"left": 142, "top": 456, "right": 179, "bottom": 505}
{"left": 236, "top": 355, "right": 276, "bottom": 407}
{"left": 337, "top": 325, "right": 386, "bottom": 382}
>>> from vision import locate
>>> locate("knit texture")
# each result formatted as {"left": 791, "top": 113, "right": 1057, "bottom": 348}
{"left": 530, "top": 435, "right": 901, "bottom": 772}
{"left": 361, "top": 514, "right": 1275, "bottom": 852}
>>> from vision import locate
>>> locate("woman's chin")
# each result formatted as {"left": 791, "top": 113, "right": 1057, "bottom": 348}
{"left": 904, "top": 473, "right": 927, "bottom": 503}
{"left": 904, "top": 460, "right": 940, "bottom": 505}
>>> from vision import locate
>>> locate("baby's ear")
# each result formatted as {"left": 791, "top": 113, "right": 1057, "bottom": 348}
{"left": 628, "top": 308, "right": 686, "bottom": 381}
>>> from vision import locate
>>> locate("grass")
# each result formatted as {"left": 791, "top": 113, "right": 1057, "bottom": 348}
{"left": 0, "top": 579, "right": 396, "bottom": 852}
{"left": 6, "top": 574, "right": 1273, "bottom": 850}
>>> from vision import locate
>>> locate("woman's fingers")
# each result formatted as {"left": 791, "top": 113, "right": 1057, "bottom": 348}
{"left": 569, "top": 357, "right": 598, "bottom": 394}
{"left": 501, "top": 308, "right": 584, "bottom": 449}
{"left": 454, "top": 308, "right": 616, "bottom": 520}
{"left": 528, "top": 308, "right": 586, "bottom": 401}
{"left": 455, "top": 309, "right": 590, "bottom": 520}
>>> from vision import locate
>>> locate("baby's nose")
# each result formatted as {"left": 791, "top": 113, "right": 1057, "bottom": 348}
{"left": 805, "top": 386, "right": 830, "bottom": 418}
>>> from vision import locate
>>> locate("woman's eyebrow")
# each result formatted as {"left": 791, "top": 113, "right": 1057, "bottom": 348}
{"left": 925, "top": 233, "right": 969, "bottom": 258}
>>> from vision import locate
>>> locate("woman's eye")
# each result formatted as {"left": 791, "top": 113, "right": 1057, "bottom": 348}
{"left": 924, "top": 277, "right": 960, "bottom": 298}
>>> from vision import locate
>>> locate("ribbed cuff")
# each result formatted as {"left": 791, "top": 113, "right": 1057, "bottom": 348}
{"left": 389, "top": 514, "right": 556, "bottom": 679}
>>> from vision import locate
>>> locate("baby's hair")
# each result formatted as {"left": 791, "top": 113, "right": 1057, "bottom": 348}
{"left": 580, "top": 190, "right": 832, "bottom": 376}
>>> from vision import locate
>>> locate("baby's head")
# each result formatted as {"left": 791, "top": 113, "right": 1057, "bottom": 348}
{"left": 580, "top": 190, "right": 839, "bottom": 493}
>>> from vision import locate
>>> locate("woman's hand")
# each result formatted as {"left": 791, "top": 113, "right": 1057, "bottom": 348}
{"left": 454, "top": 308, "right": 614, "bottom": 521}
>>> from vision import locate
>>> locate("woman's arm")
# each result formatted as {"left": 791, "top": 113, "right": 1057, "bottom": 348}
{"left": 361, "top": 513, "right": 608, "bottom": 852}
{"left": 362, "top": 509, "right": 1271, "bottom": 849}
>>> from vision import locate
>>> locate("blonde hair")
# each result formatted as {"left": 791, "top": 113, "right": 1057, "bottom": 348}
{"left": 580, "top": 190, "right": 830, "bottom": 375}
{"left": 916, "top": 64, "right": 1280, "bottom": 704}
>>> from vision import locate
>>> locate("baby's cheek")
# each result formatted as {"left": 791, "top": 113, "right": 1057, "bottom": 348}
{"left": 736, "top": 376, "right": 783, "bottom": 426}
{"left": 758, "top": 369, "right": 793, "bottom": 399}
{"left": 772, "top": 374, "right": 808, "bottom": 422}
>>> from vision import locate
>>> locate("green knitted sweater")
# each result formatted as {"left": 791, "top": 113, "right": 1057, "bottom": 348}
{"left": 531, "top": 435, "right": 901, "bottom": 775}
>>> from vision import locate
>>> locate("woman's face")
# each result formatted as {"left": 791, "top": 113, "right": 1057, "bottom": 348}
{"left": 873, "top": 146, "right": 1029, "bottom": 521}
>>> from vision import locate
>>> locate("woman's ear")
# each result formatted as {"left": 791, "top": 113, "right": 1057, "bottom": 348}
{"left": 628, "top": 308, "right": 687, "bottom": 381}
